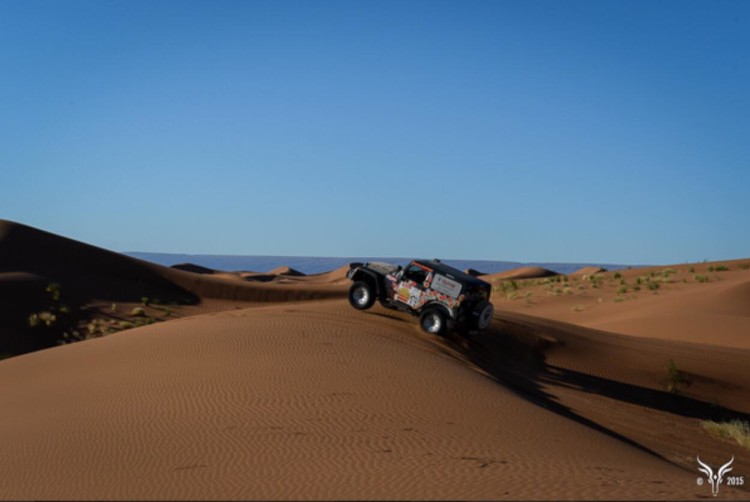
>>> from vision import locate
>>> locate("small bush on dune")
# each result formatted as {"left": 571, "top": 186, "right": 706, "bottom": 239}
{"left": 706, "top": 265, "right": 729, "bottom": 272}
{"left": 131, "top": 307, "right": 146, "bottom": 317}
{"left": 694, "top": 274, "right": 710, "bottom": 283}
{"left": 701, "top": 420, "right": 750, "bottom": 449}
{"left": 665, "top": 359, "right": 691, "bottom": 393}
{"left": 660, "top": 268, "right": 677, "bottom": 282}
{"left": 46, "top": 283, "right": 62, "bottom": 302}
{"left": 494, "top": 279, "right": 521, "bottom": 300}
{"left": 28, "top": 311, "right": 56, "bottom": 328}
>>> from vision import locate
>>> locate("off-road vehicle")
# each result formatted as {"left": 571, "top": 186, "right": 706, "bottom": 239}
{"left": 346, "top": 259, "right": 494, "bottom": 336}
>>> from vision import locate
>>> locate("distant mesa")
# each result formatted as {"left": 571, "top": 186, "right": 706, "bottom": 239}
{"left": 485, "top": 266, "right": 558, "bottom": 280}
{"left": 269, "top": 266, "right": 305, "bottom": 277}
{"left": 570, "top": 266, "right": 607, "bottom": 276}
{"left": 171, "top": 263, "right": 215, "bottom": 275}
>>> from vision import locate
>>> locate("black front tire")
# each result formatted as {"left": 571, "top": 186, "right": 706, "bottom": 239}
{"left": 348, "top": 281, "right": 376, "bottom": 310}
{"left": 419, "top": 308, "right": 447, "bottom": 336}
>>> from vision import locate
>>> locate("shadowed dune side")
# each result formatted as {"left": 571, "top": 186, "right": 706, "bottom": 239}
{"left": 0, "top": 220, "right": 198, "bottom": 305}
{"left": 0, "top": 220, "right": 346, "bottom": 356}
{"left": 0, "top": 272, "right": 55, "bottom": 354}
{"left": 0, "top": 220, "right": 200, "bottom": 355}
{"left": 171, "top": 263, "right": 216, "bottom": 274}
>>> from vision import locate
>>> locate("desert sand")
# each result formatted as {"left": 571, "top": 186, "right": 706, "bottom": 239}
{"left": 0, "top": 219, "right": 748, "bottom": 500}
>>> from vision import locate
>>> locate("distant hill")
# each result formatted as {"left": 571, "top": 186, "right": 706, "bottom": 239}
{"left": 124, "top": 252, "right": 636, "bottom": 276}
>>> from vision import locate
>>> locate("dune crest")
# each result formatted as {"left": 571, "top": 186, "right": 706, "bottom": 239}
{"left": 269, "top": 265, "right": 305, "bottom": 276}
{"left": 571, "top": 266, "right": 607, "bottom": 276}
{"left": 171, "top": 263, "right": 216, "bottom": 274}
{"left": 484, "top": 266, "right": 557, "bottom": 280}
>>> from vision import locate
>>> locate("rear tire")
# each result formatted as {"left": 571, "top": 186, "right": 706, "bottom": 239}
{"left": 419, "top": 308, "right": 447, "bottom": 336}
{"left": 473, "top": 301, "right": 494, "bottom": 330}
{"left": 348, "top": 281, "right": 375, "bottom": 310}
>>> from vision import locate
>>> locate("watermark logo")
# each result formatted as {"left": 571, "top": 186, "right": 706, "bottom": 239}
{"left": 696, "top": 456, "right": 744, "bottom": 496}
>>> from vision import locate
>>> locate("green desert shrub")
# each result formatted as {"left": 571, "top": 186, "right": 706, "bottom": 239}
{"left": 28, "top": 311, "right": 56, "bottom": 328}
{"left": 131, "top": 307, "right": 146, "bottom": 317}
{"left": 46, "top": 283, "right": 62, "bottom": 302}
{"left": 701, "top": 420, "right": 750, "bottom": 449}
{"left": 665, "top": 359, "right": 691, "bottom": 393}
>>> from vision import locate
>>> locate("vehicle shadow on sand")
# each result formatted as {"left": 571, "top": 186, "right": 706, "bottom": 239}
{"left": 440, "top": 316, "right": 750, "bottom": 462}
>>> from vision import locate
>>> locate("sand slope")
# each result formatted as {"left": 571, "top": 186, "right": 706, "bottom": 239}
{"left": 494, "top": 262, "right": 750, "bottom": 349}
{"left": 1, "top": 220, "right": 748, "bottom": 499}
{"left": 1, "top": 300, "right": 736, "bottom": 500}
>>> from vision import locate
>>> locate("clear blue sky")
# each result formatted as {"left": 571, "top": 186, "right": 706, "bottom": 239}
{"left": 2, "top": 0, "right": 748, "bottom": 264}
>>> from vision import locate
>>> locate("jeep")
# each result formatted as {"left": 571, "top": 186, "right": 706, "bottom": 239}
{"left": 346, "top": 259, "right": 494, "bottom": 336}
